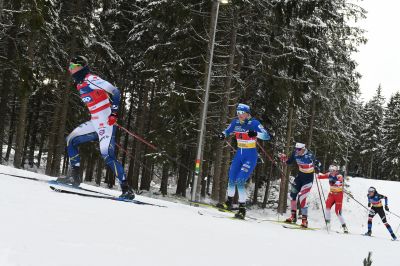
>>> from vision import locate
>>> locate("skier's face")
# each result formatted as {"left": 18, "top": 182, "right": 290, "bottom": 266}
{"left": 68, "top": 63, "right": 83, "bottom": 74}
{"left": 295, "top": 148, "right": 305, "bottom": 155}
{"left": 237, "top": 111, "right": 249, "bottom": 121}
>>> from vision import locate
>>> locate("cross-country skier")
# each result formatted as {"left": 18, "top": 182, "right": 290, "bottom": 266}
{"left": 317, "top": 165, "right": 348, "bottom": 233}
{"left": 279, "top": 143, "right": 319, "bottom": 228}
{"left": 217, "top": 103, "right": 271, "bottom": 219}
{"left": 57, "top": 56, "right": 134, "bottom": 200}
{"left": 365, "top": 187, "right": 397, "bottom": 240}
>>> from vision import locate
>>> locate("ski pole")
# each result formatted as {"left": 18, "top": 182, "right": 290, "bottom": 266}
{"left": 115, "top": 143, "right": 161, "bottom": 180}
{"left": 388, "top": 211, "right": 400, "bottom": 220}
{"left": 342, "top": 189, "right": 370, "bottom": 212}
{"left": 116, "top": 123, "right": 193, "bottom": 174}
{"left": 314, "top": 174, "right": 329, "bottom": 233}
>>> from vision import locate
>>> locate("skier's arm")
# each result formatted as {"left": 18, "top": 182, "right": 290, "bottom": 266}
{"left": 223, "top": 120, "right": 236, "bottom": 137}
{"left": 87, "top": 75, "right": 121, "bottom": 112}
{"left": 285, "top": 151, "right": 296, "bottom": 165}
{"left": 380, "top": 194, "right": 388, "bottom": 206}
{"left": 253, "top": 120, "right": 271, "bottom": 141}
{"left": 317, "top": 173, "right": 329, "bottom": 179}
{"left": 367, "top": 195, "right": 371, "bottom": 207}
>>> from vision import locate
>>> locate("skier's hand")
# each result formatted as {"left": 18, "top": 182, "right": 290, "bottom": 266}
{"left": 385, "top": 205, "right": 389, "bottom": 211}
{"left": 108, "top": 112, "right": 118, "bottom": 126}
{"left": 368, "top": 202, "right": 371, "bottom": 208}
{"left": 247, "top": 130, "right": 257, "bottom": 138}
{"left": 218, "top": 132, "right": 226, "bottom": 140}
{"left": 279, "top": 153, "right": 287, "bottom": 163}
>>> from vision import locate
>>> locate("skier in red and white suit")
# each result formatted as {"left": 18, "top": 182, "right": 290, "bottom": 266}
{"left": 57, "top": 56, "right": 134, "bottom": 200}
{"left": 317, "top": 165, "right": 348, "bottom": 233}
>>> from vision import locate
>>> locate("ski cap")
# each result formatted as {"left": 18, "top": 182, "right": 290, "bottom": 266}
{"left": 237, "top": 103, "right": 250, "bottom": 114}
{"left": 329, "top": 165, "right": 339, "bottom": 172}
{"left": 70, "top": 55, "right": 88, "bottom": 66}
{"left": 295, "top": 143, "right": 305, "bottom": 149}
{"left": 368, "top": 187, "right": 376, "bottom": 193}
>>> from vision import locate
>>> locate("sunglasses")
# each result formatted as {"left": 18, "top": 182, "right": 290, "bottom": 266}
{"left": 237, "top": 110, "right": 246, "bottom": 115}
{"left": 68, "top": 63, "right": 82, "bottom": 71}
{"left": 368, "top": 189, "right": 375, "bottom": 193}
{"left": 295, "top": 148, "right": 303, "bottom": 151}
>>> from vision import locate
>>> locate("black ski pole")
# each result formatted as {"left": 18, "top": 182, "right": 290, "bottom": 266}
{"left": 388, "top": 210, "right": 400, "bottom": 220}
{"left": 315, "top": 174, "right": 329, "bottom": 233}
{"left": 342, "top": 189, "right": 370, "bottom": 211}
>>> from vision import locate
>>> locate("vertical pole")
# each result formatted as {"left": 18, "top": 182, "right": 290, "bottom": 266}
{"left": 191, "top": 0, "right": 220, "bottom": 202}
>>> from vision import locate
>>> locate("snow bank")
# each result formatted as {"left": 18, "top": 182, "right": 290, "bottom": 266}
{"left": 0, "top": 165, "right": 398, "bottom": 266}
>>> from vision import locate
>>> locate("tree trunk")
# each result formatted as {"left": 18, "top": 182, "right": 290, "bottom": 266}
{"left": 50, "top": 76, "right": 70, "bottom": 176}
{"left": 160, "top": 163, "right": 169, "bottom": 196}
{"left": 307, "top": 98, "right": 317, "bottom": 148}
{"left": 5, "top": 93, "right": 17, "bottom": 161}
{"left": 211, "top": 9, "right": 238, "bottom": 202}
{"left": 13, "top": 92, "right": 29, "bottom": 168}
{"left": 127, "top": 87, "right": 148, "bottom": 189}
{"left": 278, "top": 96, "right": 295, "bottom": 214}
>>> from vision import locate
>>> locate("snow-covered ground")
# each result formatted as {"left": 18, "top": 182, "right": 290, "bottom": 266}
{"left": 0, "top": 165, "right": 399, "bottom": 266}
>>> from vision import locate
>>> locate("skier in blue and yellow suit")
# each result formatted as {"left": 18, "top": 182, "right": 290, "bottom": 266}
{"left": 218, "top": 104, "right": 271, "bottom": 219}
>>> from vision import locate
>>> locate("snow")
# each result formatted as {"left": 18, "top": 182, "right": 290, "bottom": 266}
{"left": 0, "top": 165, "right": 399, "bottom": 266}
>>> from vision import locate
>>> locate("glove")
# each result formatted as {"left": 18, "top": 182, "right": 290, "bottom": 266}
{"left": 314, "top": 160, "right": 322, "bottom": 172}
{"left": 279, "top": 153, "right": 287, "bottom": 163}
{"left": 385, "top": 205, "right": 389, "bottom": 211}
{"left": 368, "top": 203, "right": 371, "bottom": 208}
{"left": 218, "top": 132, "right": 226, "bottom": 140}
{"left": 108, "top": 112, "right": 118, "bottom": 126}
{"left": 247, "top": 130, "right": 257, "bottom": 138}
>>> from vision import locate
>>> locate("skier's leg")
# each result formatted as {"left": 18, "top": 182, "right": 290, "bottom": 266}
{"left": 367, "top": 207, "right": 377, "bottom": 234}
{"left": 66, "top": 121, "right": 97, "bottom": 167}
{"left": 59, "top": 121, "right": 97, "bottom": 185}
{"left": 377, "top": 207, "right": 395, "bottom": 237}
{"left": 286, "top": 175, "right": 302, "bottom": 222}
{"left": 298, "top": 177, "right": 313, "bottom": 217}
{"left": 227, "top": 152, "right": 242, "bottom": 198}
{"left": 235, "top": 151, "right": 257, "bottom": 203}
{"left": 97, "top": 124, "right": 126, "bottom": 183}
{"left": 334, "top": 193, "right": 346, "bottom": 225}
{"left": 233, "top": 150, "right": 257, "bottom": 219}
{"left": 325, "top": 193, "right": 335, "bottom": 223}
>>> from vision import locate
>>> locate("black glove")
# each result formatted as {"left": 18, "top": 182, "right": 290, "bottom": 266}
{"left": 385, "top": 205, "right": 389, "bottom": 211}
{"left": 247, "top": 130, "right": 257, "bottom": 137}
{"left": 218, "top": 132, "right": 226, "bottom": 140}
{"left": 368, "top": 202, "right": 371, "bottom": 208}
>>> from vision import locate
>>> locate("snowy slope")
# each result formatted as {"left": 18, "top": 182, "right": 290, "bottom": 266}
{"left": 0, "top": 165, "right": 399, "bottom": 266}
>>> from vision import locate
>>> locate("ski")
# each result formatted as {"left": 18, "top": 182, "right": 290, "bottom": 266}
{"left": 49, "top": 184, "right": 166, "bottom": 207}
{"left": 282, "top": 224, "right": 318, "bottom": 231}
{"left": 197, "top": 210, "right": 252, "bottom": 221}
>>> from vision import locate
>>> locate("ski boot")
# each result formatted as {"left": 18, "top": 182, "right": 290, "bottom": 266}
{"left": 342, "top": 224, "right": 349, "bottom": 234}
{"left": 56, "top": 166, "right": 81, "bottom": 186}
{"left": 120, "top": 181, "right": 135, "bottom": 200}
{"left": 285, "top": 210, "right": 297, "bottom": 224}
{"left": 364, "top": 230, "right": 372, "bottom": 236}
{"left": 216, "top": 196, "right": 233, "bottom": 211}
{"left": 391, "top": 233, "right": 397, "bottom": 241}
{"left": 300, "top": 215, "right": 308, "bottom": 228}
{"left": 234, "top": 203, "right": 246, "bottom": 219}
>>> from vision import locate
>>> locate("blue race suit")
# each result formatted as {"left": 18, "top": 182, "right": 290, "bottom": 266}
{"left": 67, "top": 72, "right": 126, "bottom": 183}
{"left": 223, "top": 118, "right": 270, "bottom": 203}
{"left": 286, "top": 150, "right": 316, "bottom": 216}
{"left": 367, "top": 193, "right": 394, "bottom": 235}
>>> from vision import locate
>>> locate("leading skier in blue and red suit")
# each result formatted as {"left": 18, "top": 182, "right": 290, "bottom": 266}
{"left": 218, "top": 104, "right": 271, "bottom": 219}
{"left": 57, "top": 56, "right": 134, "bottom": 200}
{"left": 365, "top": 187, "right": 397, "bottom": 240}
{"left": 280, "top": 143, "right": 320, "bottom": 228}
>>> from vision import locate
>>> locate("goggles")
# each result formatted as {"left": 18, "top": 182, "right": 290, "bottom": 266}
{"left": 68, "top": 63, "right": 82, "bottom": 72}
{"left": 368, "top": 188, "right": 375, "bottom": 193}
{"left": 237, "top": 110, "right": 246, "bottom": 115}
{"left": 295, "top": 148, "right": 303, "bottom": 151}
